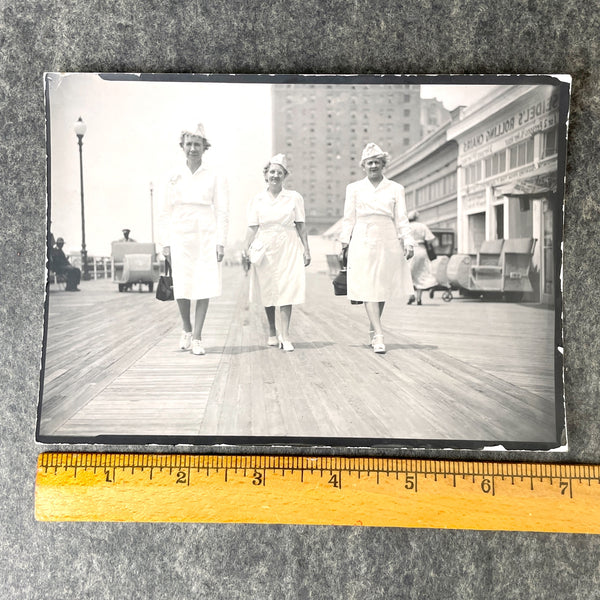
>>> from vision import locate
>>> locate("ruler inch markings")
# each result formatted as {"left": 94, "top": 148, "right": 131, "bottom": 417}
{"left": 34, "top": 453, "right": 600, "bottom": 533}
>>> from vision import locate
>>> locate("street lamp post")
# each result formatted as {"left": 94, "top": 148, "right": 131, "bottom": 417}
{"left": 74, "top": 116, "right": 90, "bottom": 280}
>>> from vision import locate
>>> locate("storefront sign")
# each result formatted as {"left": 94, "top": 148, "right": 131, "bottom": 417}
{"left": 461, "top": 92, "right": 560, "bottom": 159}
{"left": 488, "top": 159, "right": 556, "bottom": 190}
{"left": 463, "top": 192, "right": 486, "bottom": 213}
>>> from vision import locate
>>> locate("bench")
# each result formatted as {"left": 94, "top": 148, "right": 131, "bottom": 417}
{"left": 469, "top": 238, "right": 536, "bottom": 298}
{"left": 469, "top": 239, "right": 505, "bottom": 291}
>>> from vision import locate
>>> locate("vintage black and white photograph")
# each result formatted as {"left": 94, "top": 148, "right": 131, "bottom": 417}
{"left": 37, "top": 73, "right": 568, "bottom": 449}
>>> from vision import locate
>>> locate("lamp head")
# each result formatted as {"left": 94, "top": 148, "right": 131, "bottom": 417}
{"left": 74, "top": 116, "right": 87, "bottom": 137}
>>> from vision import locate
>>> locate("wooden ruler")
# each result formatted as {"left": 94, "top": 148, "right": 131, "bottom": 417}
{"left": 35, "top": 453, "right": 600, "bottom": 533}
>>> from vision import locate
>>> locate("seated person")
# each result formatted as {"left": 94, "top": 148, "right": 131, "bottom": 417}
{"left": 51, "top": 237, "right": 81, "bottom": 291}
{"left": 117, "top": 228, "right": 136, "bottom": 242}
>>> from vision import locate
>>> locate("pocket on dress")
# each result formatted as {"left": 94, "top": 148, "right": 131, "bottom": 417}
{"left": 248, "top": 239, "right": 266, "bottom": 264}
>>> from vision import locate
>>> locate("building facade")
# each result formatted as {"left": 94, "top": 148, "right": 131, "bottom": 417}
{"left": 387, "top": 110, "right": 460, "bottom": 249}
{"left": 447, "top": 85, "right": 561, "bottom": 305}
{"left": 272, "top": 83, "right": 433, "bottom": 234}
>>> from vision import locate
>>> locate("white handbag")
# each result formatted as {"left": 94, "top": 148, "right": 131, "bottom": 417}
{"left": 248, "top": 239, "right": 266, "bottom": 265}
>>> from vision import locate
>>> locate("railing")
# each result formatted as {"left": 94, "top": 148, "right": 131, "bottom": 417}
{"left": 67, "top": 255, "right": 113, "bottom": 280}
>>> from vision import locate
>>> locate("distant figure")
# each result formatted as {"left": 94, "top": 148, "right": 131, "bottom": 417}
{"left": 243, "top": 154, "right": 311, "bottom": 352}
{"left": 407, "top": 211, "right": 437, "bottom": 306}
{"left": 117, "top": 228, "right": 136, "bottom": 242}
{"left": 340, "top": 143, "right": 414, "bottom": 354}
{"left": 51, "top": 237, "right": 81, "bottom": 291}
{"left": 158, "top": 122, "right": 229, "bottom": 356}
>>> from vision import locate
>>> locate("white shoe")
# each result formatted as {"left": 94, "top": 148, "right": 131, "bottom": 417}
{"left": 372, "top": 334, "right": 386, "bottom": 354}
{"left": 267, "top": 336, "right": 279, "bottom": 346}
{"left": 280, "top": 340, "right": 294, "bottom": 352}
{"left": 192, "top": 339, "right": 205, "bottom": 355}
{"left": 179, "top": 331, "right": 192, "bottom": 350}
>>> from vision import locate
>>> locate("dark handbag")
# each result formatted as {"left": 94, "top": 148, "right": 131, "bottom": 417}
{"left": 425, "top": 240, "right": 437, "bottom": 261}
{"left": 332, "top": 269, "right": 347, "bottom": 296}
{"left": 156, "top": 258, "right": 174, "bottom": 301}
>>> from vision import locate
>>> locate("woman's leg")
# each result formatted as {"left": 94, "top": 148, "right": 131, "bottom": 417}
{"left": 416, "top": 289, "right": 423, "bottom": 305}
{"left": 364, "top": 302, "right": 383, "bottom": 335}
{"left": 365, "top": 301, "right": 386, "bottom": 352}
{"left": 265, "top": 306, "right": 277, "bottom": 337}
{"left": 193, "top": 298, "right": 210, "bottom": 339}
{"left": 177, "top": 299, "right": 192, "bottom": 332}
{"left": 279, "top": 305, "right": 292, "bottom": 340}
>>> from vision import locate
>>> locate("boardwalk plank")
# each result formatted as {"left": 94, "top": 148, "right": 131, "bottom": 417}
{"left": 39, "top": 267, "right": 559, "bottom": 445}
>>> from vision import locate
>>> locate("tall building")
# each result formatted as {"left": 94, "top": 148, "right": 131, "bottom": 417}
{"left": 272, "top": 83, "right": 425, "bottom": 234}
{"left": 420, "top": 97, "right": 452, "bottom": 138}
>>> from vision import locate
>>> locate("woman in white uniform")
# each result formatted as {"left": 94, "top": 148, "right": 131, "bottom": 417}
{"left": 340, "top": 143, "right": 414, "bottom": 354}
{"left": 407, "top": 210, "right": 438, "bottom": 305}
{"left": 158, "top": 123, "right": 229, "bottom": 356}
{"left": 243, "top": 154, "right": 311, "bottom": 352}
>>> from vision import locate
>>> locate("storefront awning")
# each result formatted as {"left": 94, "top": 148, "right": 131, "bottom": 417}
{"left": 494, "top": 173, "right": 556, "bottom": 199}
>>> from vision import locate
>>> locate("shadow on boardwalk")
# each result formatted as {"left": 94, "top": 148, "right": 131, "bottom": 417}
{"left": 38, "top": 265, "right": 559, "bottom": 447}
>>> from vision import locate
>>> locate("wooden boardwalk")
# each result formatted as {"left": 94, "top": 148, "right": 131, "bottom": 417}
{"left": 39, "top": 265, "right": 559, "bottom": 445}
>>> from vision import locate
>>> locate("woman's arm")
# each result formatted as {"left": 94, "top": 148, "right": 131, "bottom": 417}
{"left": 339, "top": 184, "right": 356, "bottom": 249}
{"left": 394, "top": 186, "right": 414, "bottom": 259}
{"left": 295, "top": 221, "right": 311, "bottom": 266}
{"left": 243, "top": 225, "right": 259, "bottom": 252}
{"left": 214, "top": 173, "right": 229, "bottom": 263}
{"left": 157, "top": 179, "right": 173, "bottom": 257}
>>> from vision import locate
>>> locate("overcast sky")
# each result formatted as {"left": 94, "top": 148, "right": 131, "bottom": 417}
{"left": 48, "top": 75, "right": 511, "bottom": 256}
{"left": 48, "top": 75, "right": 272, "bottom": 255}
{"left": 420, "top": 84, "right": 499, "bottom": 110}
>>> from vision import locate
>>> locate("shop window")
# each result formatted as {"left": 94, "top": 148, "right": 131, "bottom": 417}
{"left": 485, "top": 150, "right": 507, "bottom": 178}
{"left": 442, "top": 172, "right": 457, "bottom": 195}
{"left": 468, "top": 212, "right": 486, "bottom": 254}
{"left": 509, "top": 138, "right": 534, "bottom": 170}
{"left": 542, "top": 126, "right": 558, "bottom": 158}
{"left": 495, "top": 204, "right": 504, "bottom": 239}
{"left": 415, "top": 186, "right": 429, "bottom": 206}
{"left": 465, "top": 161, "right": 482, "bottom": 185}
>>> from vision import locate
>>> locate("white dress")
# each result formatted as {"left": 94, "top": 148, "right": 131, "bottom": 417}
{"left": 340, "top": 176, "right": 414, "bottom": 302}
{"left": 409, "top": 221, "right": 438, "bottom": 290}
{"left": 247, "top": 189, "right": 306, "bottom": 307}
{"left": 158, "top": 164, "right": 229, "bottom": 299}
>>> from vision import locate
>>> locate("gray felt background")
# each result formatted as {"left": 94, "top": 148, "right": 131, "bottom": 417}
{"left": 1, "top": 1, "right": 600, "bottom": 598}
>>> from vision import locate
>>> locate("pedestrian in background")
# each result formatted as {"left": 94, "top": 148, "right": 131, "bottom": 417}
{"left": 340, "top": 143, "right": 414, "bottom": 353}
{"left": 407, "top": 210, "right": 438, "bottom": 306}
{"left": 158, "top": 123, "right": 229, "bottom": 356}
{"left": 243, "top": 154, "right": 311, "bottom": 352}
